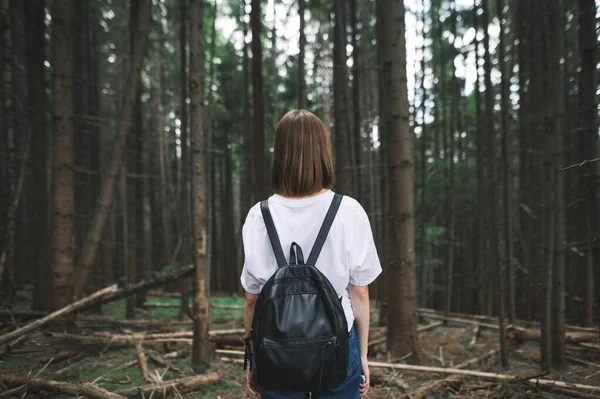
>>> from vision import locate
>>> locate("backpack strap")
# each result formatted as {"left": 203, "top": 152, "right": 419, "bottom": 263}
{"left": 306, "top": 194, "right": 343, "bottom": 266}
{"left": 260, "top": 200, "right": 288, "bottom": 267}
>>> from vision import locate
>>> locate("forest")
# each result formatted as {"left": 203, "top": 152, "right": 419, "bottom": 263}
{"left": 0, "top": 0, "right": 599, "bottom": 397}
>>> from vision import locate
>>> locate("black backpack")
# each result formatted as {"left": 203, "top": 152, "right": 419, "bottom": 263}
{"left": 243, "top": 193, "right": 349, "bottom": 392}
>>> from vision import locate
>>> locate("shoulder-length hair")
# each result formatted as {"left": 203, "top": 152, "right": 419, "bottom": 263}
{"left": 272, "top": 110, "right": 335, "bottom": 197}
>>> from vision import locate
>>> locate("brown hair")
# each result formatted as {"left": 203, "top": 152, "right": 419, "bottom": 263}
{"left": 272, "top": 110, "right": 335, "bottom": 197}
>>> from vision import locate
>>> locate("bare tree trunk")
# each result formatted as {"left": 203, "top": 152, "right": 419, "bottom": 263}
{"left": 0, "top": 0, "right": 17, "bottom": 308}
{"left": 179, "top": 0, "right": 190, "bottom": 318}
{"left": 577, "top": 0, "right": 597, "bottom": 328}
{"left": 418, "top": 0, "right": 427, "bottom": 308}
{"left": 24, "top": 0, "right": 50, "bottom": 311}
{"left": 495, "top": 0, "right": 508, "bottom": 368}
{"left": 155, "top": 41, "right": 171, "bottom": 267}
{"left": 382, "top": 0, "right": 422, "bottom": 363}
{"left": 251, "top": 0, "right": 264, "bottom": 201}
{"left": 445, "top": 2, "right": 457, "bottom": 319}
{"left": 50, "top": 0, "right": 75, "bottom": 324}
{"left": 71, "top": 0, "right": 150, "bottom": 298}
{"left": 472, "top": 1, "right": 486, "bottom": 317}
{"left": 189, "top": 0, "right": 211, "bottom": 372}
{"left": 297, "top": 0, "right": 306, "bottom": 109}
{"left": 551, "top": 0, "right": 567, "bottom": 368}
{"left": 121, "top": 174, "right": 135, "bottom": 319}
{"left": 350, "top": 0, "right": 362, "bottom": 202}
{"left": 333, "top": 0, "right": 351, "bottom": 196}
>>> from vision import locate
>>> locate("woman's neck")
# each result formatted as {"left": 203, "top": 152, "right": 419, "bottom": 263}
{"left": 278, "top": 188, "right": 328, "bottom": 200}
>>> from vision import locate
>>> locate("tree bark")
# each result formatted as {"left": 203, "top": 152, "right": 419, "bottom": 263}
{"left": 189, "top": 0, "right": 211, "bottom": 372}
{"left": 297, "top": 0, "right": 306, "bottom": 109}
{"left": 497, "top": 0, "right": 516, "bottom": 326}
{"left": 251, "top": 0, "right": 265, "bottom": 201}
{"left": 471, "top": 1, "right": 486, "bottom": 316}
{"left": 179, "top": 0, "right": 190, "bottom": 319}
{"left": 333, "top": 0, "right": 351, "bottom": 196}
{"left": 24, "top": 0, "right": 50, "bottom": 311}
{"left": 0, "top": 285, "right": 118, "bottom": 346}
{"left": 71, "top": 0, "right": 150, "bottom": 299}
{"left": 551, "top": 0, "right": 567, "bottom": 369}
{"left": 0, "top": 376, "right": 125, "bottom": 399}
{"left": 495, "top": 0, "right": 509, "bottom": 368}
{"left": 50, "top": 0, "right": 75, "bottom": 323}
{"left": 577, "top": 0, "right": 597, "bottom": 328}
{"left": 350, "top": 0, "right": 362, "bottom": 202}
{"left": 155, "top": 41, "right": 172, "bottom": 267}
{"left": 383, "top": 0, "right": 422, "bottom": 363}
{"left": 418, "top": 0, "right": 427, "bottom": 308}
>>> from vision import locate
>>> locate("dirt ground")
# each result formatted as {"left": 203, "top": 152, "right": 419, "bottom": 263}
{"left": 1, "top": 294, "right": 599, "bottom": 398}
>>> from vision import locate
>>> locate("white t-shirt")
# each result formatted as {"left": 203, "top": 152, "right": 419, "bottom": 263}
{"left": 240, "top": 189, "right": 382, "bottom": 331}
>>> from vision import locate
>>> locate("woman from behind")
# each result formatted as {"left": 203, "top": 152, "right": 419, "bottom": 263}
{"left": 241, "top": 109, "right": 381, "bottom": 398}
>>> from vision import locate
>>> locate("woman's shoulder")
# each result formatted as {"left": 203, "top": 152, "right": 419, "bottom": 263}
{"left": 337, "top": 194, "right": 369, "bottom": 221}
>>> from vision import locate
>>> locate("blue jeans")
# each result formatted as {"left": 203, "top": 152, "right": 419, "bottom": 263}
{"left": 255, "top": 327, "right": 362, "bottom": 399}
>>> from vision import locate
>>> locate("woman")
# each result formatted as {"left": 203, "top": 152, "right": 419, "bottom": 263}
{"left": 241, "top": 110, "right": 381, "bottom": 398}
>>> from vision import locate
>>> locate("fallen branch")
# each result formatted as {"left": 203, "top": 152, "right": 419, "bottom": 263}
{"left": 135, "top": 343, "right": 151, "bottom": 382}
{"left": 117, "top": 372, "right": 219, "bottom": 398}
{"left": 508, "top": 327, "right": 599, "bottom": 345}
{"left": 369, "top": 362, "right": 600, "bottom": 394}
{"left": 0, "top": 375, "right": 125, "bottom": 399}
{"left": 0, "top": 285, "right": 118, "bottom": 346}
{"left": 368, "top": 322, "right": 443, "bottom": 349}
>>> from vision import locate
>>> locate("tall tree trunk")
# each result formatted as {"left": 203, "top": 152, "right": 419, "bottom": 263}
{"left": 25, "top": 0, "right": 50, "bottom": 311}
{"left": 482, "top": 0, "right": 500, "bottom": 319}
{"left": 577, "top": 0, "right": 596, "bottom": 328}
{"left": 333, "top": 0, "right": 351, "bottom": 195}
{"left": 495, "top": 0, "right": 508, "bottom": 368}
{"left": 498, "top": 0, "right": 515, "bottom": 325}
{"left": 50, "top": 0, "right": 75, "bottom": 323}
{"left": 179, "top": 0, "right": 190, "bottom": 318}
{"left": 251, "top": 0, "right": 265, "bottom": 201}
{"left": 131, "top": 0, "right": 145, "bottom": 308}
{"left": 445, "top": 2, "right": 457, "bottom": 319}
{"left": 383, "top": 0, "right": 422, "bottom": 363}
{"left": 297, "top": 0, "right": 306, "bottom": 109}
{"left": 189, "top": 0, "right": 211, "bottom": 372}
{"left": 156, "top": 41, "right": 171, "bottom": 267}
{"left": 350, "top": 0, "right": 362, "bottom": 202}
{"left": 551, "top": 0, "right": 566, "bottom": 368}
{"left": 0, "top": 0, "right": 17, "bottom": 308}
{"left": 71, "top": 0, "right": 150, "bottom": 299}
{"left": 473, "top": 0, "right": 486, "bottom": 316}
{"left": 418, "top": 0, "right": 427, "bottom": 308}
{"left": 121, "top": 174, "right": 135, "bottom": 319}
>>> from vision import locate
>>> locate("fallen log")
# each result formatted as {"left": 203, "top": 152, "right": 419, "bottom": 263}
{"left": 117, "top": 372, "right": 219, "bottom": 398}
{"left": 135, "top": 343, "right": 151, "bottom": 382}
{"left": 48, "top": 329, "right": 246, "bottom": 349}
{"left": 419, "top": 313, "right": 501, "bottom": 330}
{"left": 369, "top": 362, "right": 600, "bottom": 394}
{"left": 368, "top": 322, "right": 443, "bottom": 349}
{"left": 0, "top": 375, "right": 125, "bottom": 399}
{"left": 408, "top": 349, "right": 498, "bottom": 398}
{"left": 418, "top": 308, "right": 599, "bottom": 333}
{"left": 0, "top": 285, "right": 118, "bottom": 346}
{"left": 508, "top": 327, "right": 599, "bottom": 345}
{"left": 146, "top": 350, "right": 180, "bottom": 372}
{"left": 81, "top": 266, "right": 195, "bottom": 313}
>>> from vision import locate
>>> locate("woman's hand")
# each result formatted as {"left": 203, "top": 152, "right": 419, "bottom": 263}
{"left": 246, "top": 369, "right": 261, "bottom": 397}
{"left": 360, "top": 354, "right": 370, "bottom": 397}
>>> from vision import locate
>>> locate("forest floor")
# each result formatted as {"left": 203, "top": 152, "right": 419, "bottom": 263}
{"left": 1, "top": 290, "right": 599, "bottom": 398}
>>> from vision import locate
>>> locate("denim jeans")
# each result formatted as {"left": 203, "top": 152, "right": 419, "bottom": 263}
{"left": 255, "top": 327, "right": 362, "bottom": 399}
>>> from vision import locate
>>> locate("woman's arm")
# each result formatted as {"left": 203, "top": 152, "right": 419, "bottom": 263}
{"left": 349, "top": 284, "right": 370, "bottom": 397}
{"left": 348, "top": 284, "right": 370, "bottom": 356}
{"left": 244, "top": 292, "right": 259, "bottom": 335}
